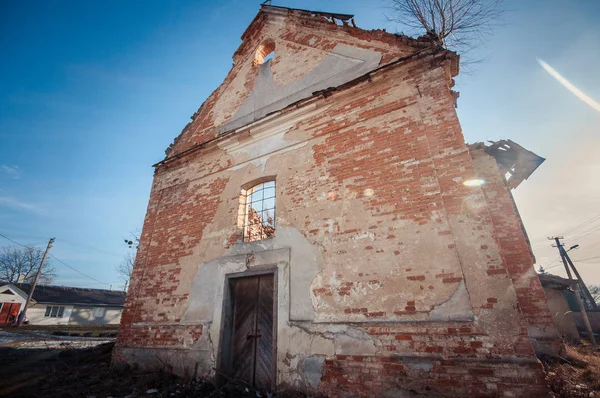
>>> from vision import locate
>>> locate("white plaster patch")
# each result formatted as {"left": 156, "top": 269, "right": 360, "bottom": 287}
{"left": 353, "top": 231, "right": 375, "bottom": 241}
{"left": 222, "top": 43, "right": 382, "bottom": 131}
{"left": 330, "top": 327, "right": 376, "bottom": 355}
{"left": 428, "top": 280, "right": 474, "bottom": 322}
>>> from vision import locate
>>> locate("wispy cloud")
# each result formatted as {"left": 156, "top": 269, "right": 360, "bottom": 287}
{"left": 0, "top": 196, "right": 43, "bottom": 214}
{"left": 0, "top": 165, "right": 23, "bottom": 179}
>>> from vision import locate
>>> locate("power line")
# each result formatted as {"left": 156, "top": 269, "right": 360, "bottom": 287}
{"left": 572, "top": 255, "right": 600, "bottom": 263}
{"left": 48, "top": 254, "right": 111, "bottom": 286}
{"left": 569, "top": 226, "right": 600, "bottom": 241}
{"left": 0, "top": 232, "right": 111, "bottom": 286}
{"left": 545, "top": 256, "right": 564, "bottom": 270}
{"left": 1, "top": 232, "right": 122, "bottom": 258}
{"left": 0, "top": 232, "right": 39, "bottom": 248}
{"left": 562, "top": 213, "right": 600, "bottom": 235}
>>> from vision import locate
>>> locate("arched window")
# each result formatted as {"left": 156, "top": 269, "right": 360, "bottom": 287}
{"left": 239, "top": 180, "right": 276, "bottom": 242}
{"left": 254, "top": 39, "right": 276, "bottom": 66}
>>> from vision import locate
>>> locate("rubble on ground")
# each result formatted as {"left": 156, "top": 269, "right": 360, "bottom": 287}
{"left": 1, "top": 339, "right": 599, "bottom": 397}
{"left": 545, "top": 344, "right": 600, "bottom": 397}
{"left": 0, "top": 343, "right": 306, "bottom": 397}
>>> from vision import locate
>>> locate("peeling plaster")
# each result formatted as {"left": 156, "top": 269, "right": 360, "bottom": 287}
{"left": 222, "top": 44, "right": 382, "bottom": 131}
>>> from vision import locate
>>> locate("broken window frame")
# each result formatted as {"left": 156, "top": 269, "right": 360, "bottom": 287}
{"left": 239, "top": 180, "right": 276, "bottom": 242}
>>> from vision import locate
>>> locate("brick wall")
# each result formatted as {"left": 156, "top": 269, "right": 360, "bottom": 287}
{"left": 470, "top": 144, "right": 561, "bottom": 356}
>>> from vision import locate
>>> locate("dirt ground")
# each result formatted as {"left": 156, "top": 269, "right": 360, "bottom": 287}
{"left": 0, "top": 342, "right": 304, "bottom": 398}
{"left": 545, "top": 344, "right": 600, "bottom": 397}
{"left": 0, "top": 338, "right": 599, "bottom": 397}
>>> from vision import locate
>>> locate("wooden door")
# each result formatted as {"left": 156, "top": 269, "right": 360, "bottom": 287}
{"left": 230, "top": 274, "right": 275, "bottom": 390}
{"left": 0, "top": 303, "right": 20, "bottom": 324}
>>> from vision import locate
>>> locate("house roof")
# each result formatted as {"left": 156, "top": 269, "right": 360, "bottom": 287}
{"left": 10, "top": 283, "right": 126, "bottom": 307}
{"left": 538, "top": 273, "right": 576, "bottom": 290}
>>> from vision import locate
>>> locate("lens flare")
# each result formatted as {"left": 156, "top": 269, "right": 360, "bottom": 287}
{"left": 463, "top": 179, "right": 485, "bottom": 187}
{"left": 537, "top": 58, "right": 600, "bottom": 113}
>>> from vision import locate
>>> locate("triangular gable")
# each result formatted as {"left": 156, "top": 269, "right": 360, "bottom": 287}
{"left": 165, "top": 5, "right": 423, "bottom": 158}
{"left": 0, "top": 284, "right": 29, "bottom": 302}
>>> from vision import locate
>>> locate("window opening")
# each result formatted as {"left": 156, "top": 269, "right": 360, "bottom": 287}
{"left": 263, "top": 51, "right": 274, "bottom": 63}
{"left": 93, "top": 307, "right": 106, "bottom": 319}
{"left": 45, "top": 306, "right": 65, "bottom": 318}
{"left": 241, "top": 181, "right": 276, "bottom": 242}
{"left": 254, "top": 39, "right": 276, "bottom": 66}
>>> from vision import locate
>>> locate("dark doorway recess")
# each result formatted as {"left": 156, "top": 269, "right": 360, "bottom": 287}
{"left": 218, "top": 269, "right": 277, "bottom": 391}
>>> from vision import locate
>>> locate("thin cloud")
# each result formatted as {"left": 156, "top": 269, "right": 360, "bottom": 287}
{"left": 0, "top": 196, "right": 43, "bottom": 214}
{"left": 0, "top": 165, "right": 23, "bottom": 179}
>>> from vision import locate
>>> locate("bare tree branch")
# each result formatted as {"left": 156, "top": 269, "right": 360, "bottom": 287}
{"left": 0, "top": 245, "right": 56, "bottom": 285}
{"left": 116, "top": 251, "right": 135, "bottom": 291}
{"left": 116, "top": 230, "right": 140, "bottom": 291}
{"left": 387, "top": 0, "right": 505, "bottom": 68}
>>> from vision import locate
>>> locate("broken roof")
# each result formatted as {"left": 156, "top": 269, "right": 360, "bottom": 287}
{"left": 10, "top": 283, "right": 126, "bottom": 307}
{"left": 485, "top": 140, "right": 545, "bottom": 189}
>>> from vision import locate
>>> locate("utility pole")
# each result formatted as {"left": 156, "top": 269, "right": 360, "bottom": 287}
{"left": 553, "top": 236, "right": 572, "bottom": 279}
{"left": 549, "top": 236, "right": 597, "bottom": 346}
{"left": 563, "top": 249, "right": 597, "bottom": 310}
{"left": 17, "top": 238, "right": 54, "bottom": 327}
{"left": 550, "top": 237, "right": 597, "bottom": 309}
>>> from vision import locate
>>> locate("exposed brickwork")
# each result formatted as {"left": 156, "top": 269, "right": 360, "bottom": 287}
{"left": 470, "top": 145, "right": 561, "bottom": 355}
{"left": 320, "top": 355, "right": 547, "bottom": 398}
{"left": 114, "top": 5, "right": 558, "bottom": 397}
{"left": 117, "top": 176, "right": 229, "bottom": 338}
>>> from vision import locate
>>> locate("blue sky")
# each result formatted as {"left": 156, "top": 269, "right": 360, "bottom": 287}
{"left": 1, "top": 0, "right": 599, "bottom": 288}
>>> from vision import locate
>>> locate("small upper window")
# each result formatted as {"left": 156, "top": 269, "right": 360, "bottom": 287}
{"left": 239, "top": 180, "right": 276, "bottom": 242}
{"left": 254, "top": 39, "right": 275, "bottom": 66}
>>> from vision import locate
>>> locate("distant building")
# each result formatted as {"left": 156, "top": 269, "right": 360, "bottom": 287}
{"left": 538, "top": 273, "right": 600, "bottom": 342}
{"left": 0, "top": 283, "right": 125, "bottom": 326}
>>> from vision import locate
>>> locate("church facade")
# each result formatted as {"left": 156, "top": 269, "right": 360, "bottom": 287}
{"left": 114, "top": 5, "right": 558, "bottom": 397}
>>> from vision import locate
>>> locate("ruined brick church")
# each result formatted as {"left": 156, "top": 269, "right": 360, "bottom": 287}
{"left": 114, "top": 5, "right": 561, "bottom": 397}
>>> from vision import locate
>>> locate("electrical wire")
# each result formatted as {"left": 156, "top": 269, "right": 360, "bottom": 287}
{"left": 561, "top": 213, "right": 600, "bottom": 236}
{"left": 572, "top": 255, "right": 600, "bottom": 263}
{"left": 568, "top": 226, "right": 600, "bottom": 241}
{"left": 0, "top": 232, "right": 38, "bottom": 248}
{"left": 0, "top": 231, "right": 112, "bottom": 286}
{"left": 544, "top": 256, "right": 564, "bottom": 270}
{"left": 48, "top": 254, "right": 111, "bottom": 286}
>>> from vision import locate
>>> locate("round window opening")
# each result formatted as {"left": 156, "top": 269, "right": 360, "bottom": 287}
{"left": 254, "top": 39, "right": 276, "bottom": 66}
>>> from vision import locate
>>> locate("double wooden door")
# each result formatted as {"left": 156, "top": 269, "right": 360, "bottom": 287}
{"left": 229, "top": 274, "right": 275, "bottom": 390}
{"left": 0, "top": 303, "right": 20, "bottom": 324}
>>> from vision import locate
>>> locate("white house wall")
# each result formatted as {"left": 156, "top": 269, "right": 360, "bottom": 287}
{"left": 27, "top": 304, "right": 74, "bottom": 325}
{"left": 68, "top": 305, "right": 123, "bottom": 325}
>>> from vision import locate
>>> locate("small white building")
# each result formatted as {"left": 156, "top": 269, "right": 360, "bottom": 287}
{"left": 0, "top": 283, "right": 125, "bottom": 326}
